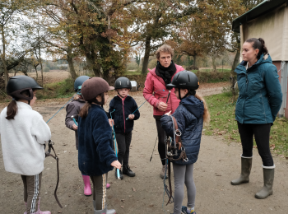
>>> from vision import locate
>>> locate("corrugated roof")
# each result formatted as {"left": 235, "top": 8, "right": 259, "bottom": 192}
{"left": 232, "top": 0, "right": 288, "bottom": 33}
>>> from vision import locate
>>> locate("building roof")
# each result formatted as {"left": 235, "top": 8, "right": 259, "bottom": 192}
{"left": 232, "top": 0, "right": 288, "bottom": 33}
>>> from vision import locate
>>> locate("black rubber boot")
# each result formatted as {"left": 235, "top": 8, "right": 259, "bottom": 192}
{"left": 255, "top": 167, "right": 274, "bottom": 199}
{"left": 123, "top": 165, "right": 135, "bottom": 177}
{"left": 115, "top": 168, "right": 123, "bottom": 180}
{"left": 231, "top": 156, "right": 252, "bottom": 185}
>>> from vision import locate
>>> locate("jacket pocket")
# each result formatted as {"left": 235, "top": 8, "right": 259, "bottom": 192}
{"left": 237, "top": 74, "right": 246, "bottom": 93}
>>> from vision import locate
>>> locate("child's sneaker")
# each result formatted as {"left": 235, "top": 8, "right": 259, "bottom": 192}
{"left": 181, "top": 206, "right": 196, "bottom": 214}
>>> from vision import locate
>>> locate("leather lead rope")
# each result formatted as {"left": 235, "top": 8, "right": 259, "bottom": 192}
{"left": 165, "top": 116, "right": 189, "bottom": 205}
{"left": 45, "top": 140, "right": 63, "bottom": 208}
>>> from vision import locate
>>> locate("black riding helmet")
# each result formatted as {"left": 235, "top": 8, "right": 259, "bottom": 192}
{"left": 114, "top": 77, "right": 131, "bottom": 90}
{"left": 167, "top": 70, "right": 199, "bottom": 99}
{"left": 6, "top": 75, "right": 43, "bottom": 103}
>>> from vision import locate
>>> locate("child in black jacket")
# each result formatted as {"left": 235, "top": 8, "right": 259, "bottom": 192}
{"left": 109, "top": 77, "right": 140, "bottom": 179}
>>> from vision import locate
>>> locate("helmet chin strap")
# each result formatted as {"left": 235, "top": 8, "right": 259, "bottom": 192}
{"left": 178, "top": 88, "right": 195, "bottom": 100}
{"left": 178, "top": 88, "right": 182, "bottom": 100}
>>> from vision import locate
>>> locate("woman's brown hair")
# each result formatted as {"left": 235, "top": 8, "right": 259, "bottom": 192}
{"left": 245, "top": 38, "right": 269, "bottom": 60}
{"left": 195, "top": 93, "right": 210, "bottom": 126}
{"left": 79, "top": 93, "right": 105, "bottom": 118}
{"left": 156, "top": 44, "right": 174, "bottom": 60}
{"left": 6, "top": 100, "right": 18, "bottom": 120}
{"left": 6, "top": 90, "right": 30, "bottom": 120}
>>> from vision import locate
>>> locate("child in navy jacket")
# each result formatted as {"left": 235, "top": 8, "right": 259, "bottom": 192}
{"left": 109, "top": 77, "right": 140, "bottom": 179}
{"left": 78, "top": 77, "right": 121, "bottom": 214}
{"left": 160, "top": 71, "right": 210, "bottom": 214}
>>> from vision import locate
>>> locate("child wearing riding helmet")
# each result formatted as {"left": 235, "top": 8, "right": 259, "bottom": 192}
{"left": 160, "top": 71, "right": 210, "bottom": 214}
{"left": 65, "top": 76, "right": 111, "bottom": 196}
{"left": 0, "top": 76, "right": 51, "bottom": 214}
{"left": 109, "top": 77, "right": 140, "bottom": 179}
{"left": 78, "top": 77, "right": 121, "bottom": 214}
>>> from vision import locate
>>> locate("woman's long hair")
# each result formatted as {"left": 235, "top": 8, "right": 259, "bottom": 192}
{"left": 79, "top": 93, "right": 104, "bottom": 119}
{"left": 245, "top": 38, "right": 269, "bottom": 60}
{"left": 6, "top": 90, "right": 30, "bottom": 120}
{"left": 195, "top": 93, "right": 210, "bottom": 126}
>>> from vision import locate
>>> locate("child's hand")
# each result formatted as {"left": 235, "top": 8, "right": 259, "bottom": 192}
{"left": 165, "top": 111, "right": 172, "bottom": 116}
{"left": 128, "top": 114, "right": 135, "bottom": 120}
{"left": 111, "top": 160, "right": 121, "bottom": 169}
{"left": 108, "top": 119, "right": 114, "bottom": 127}
{"left": 72, "top": 124, "right": 78, "bottom": 130}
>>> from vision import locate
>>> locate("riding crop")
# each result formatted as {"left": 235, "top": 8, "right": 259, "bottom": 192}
{"left": 110, "top": 109, "right": 121, "bottom": 179}
{"left": 126, "top": 89, "right": 166, "bottom": 120}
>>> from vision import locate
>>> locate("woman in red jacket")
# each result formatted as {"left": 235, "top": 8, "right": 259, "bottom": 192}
{"left": 143, "top": 44, "right": 185, "bottom": 178}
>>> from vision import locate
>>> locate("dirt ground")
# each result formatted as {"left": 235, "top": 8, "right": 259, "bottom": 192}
{"left": 0, "top": 85, "right": 288, "bottom": 214}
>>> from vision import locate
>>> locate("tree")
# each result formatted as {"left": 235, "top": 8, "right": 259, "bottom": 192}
{"left": 227, "top": 0, "right": 263, "bottom": 97}
{"left": 130, "top": 0, "right": 199, "bottom": 74}
{"left": 42, "top": 0, "right": 139, "bottom": 81}
{"left": 167, "top": 23, "right": 203, "bottom": 68}
{"left": 0, "top": 0, "right": 43, "bottom": 88}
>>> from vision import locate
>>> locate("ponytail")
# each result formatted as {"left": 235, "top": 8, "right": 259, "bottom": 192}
{"left": 245, "top": 38, "right": 269, "bottom": 59}
{"left": 6, "top": 100, "right": 18, "bottom": 120}
{"left": 79, "top": 102, "right": 92, "bottom": 119}
{"left": 79, "top": 93, "right": 105, "bottom": 118}
{"left": 195, "top": 93, "right": 210, "bottom": 126}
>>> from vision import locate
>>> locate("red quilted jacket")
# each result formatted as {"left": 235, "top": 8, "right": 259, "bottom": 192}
{"left": 143, "top": 64, "right": 185, "bottom": 116}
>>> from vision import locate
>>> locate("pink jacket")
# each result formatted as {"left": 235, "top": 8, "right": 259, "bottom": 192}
{"left": 143, "top": 64, "right": 185, "bottom": 116}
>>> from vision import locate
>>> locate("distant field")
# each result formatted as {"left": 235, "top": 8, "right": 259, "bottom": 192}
{"left": 9, "top": 70, "right": 70, "bottom": 85}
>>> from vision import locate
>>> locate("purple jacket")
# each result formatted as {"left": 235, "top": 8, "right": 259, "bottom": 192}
{"left": 65, "top": 98, "right": 85, "bottom": 149}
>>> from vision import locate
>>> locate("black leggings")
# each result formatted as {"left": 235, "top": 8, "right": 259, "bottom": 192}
{"left": 237, "top": 122, "right": 273, "bottom": 166}
{"left": 155, "top": 116, "right": 167, "bottom": 166}
{"left": 116, "top": 132, "right": 132, "bottom": 166}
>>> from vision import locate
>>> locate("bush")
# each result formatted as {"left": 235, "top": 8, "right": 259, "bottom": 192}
{"left": 37, "top": 78, "right": 75, "bottom": 100}
{"left": 186, "top": 65, "right": 199, "bottom": 71}
{"left": 195, "top": 71, "right": 230, "bottom": 83}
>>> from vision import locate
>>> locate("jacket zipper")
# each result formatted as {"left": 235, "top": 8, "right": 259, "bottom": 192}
{"left": 122, "top": 99, "right": 126, "bottom": 133}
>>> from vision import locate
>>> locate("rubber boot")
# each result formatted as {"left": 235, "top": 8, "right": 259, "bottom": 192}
{"left": 24, "top": 202, "right": 27, "bottom": 214}
{"left": 93, "top": 200, "right": 116, "bottom": 214}
{"left": 255, "top": 166, "right": 275, "bottom": 199}
{"left": 160, "top": 165, "right": 168, "bottom": 179}
{"left": 82, "top": 175, "right": 92, "bottom": 196}
{"left": 123, "top": 165, "right": 135, "bottom": 177}
{"left": 114, "top": 169, "right": 123, "bottom": 180}
{"left": 231, "top": 156, "right": 252, "bottom": 185}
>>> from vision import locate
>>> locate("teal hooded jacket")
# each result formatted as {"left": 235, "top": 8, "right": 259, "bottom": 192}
{"left": 235, "top": 54, "right": 282, "bottom": 124}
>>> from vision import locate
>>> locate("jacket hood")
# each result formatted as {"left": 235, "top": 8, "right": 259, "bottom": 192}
{"left": 235, "top": 54, "right": 272, "bottom": 74}
{"left": 180, "top": 95, "right": 204, "bottom": 119}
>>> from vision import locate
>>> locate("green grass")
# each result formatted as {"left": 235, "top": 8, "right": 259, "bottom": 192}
{"left": 200, "top": 68, "right": 231, "bottom": 72}
{"left": 204, "top": 91, "right": 288, "bottom": 158}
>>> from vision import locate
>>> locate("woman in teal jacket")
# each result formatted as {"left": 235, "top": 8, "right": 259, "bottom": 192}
{"left": 231, "top": 38, "right": 282, "bottom": 199}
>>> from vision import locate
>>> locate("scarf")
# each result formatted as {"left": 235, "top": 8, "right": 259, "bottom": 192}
{"left": 156, "top": 61, "right": 177, "bottom": 86}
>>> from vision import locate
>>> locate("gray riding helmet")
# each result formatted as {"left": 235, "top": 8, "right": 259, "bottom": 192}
{"left": 114, "top": 77, "right": 132, "bottom": 90}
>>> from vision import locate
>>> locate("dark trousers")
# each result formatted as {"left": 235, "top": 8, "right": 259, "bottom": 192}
{"left": 155, "top": 116, "right": 167, "bottom": 166}
{"left": 21, "top": 173, "right": 42, "bottom": 214}
{"left": 91, "top": 174, "right": 107, "bottom": 210}
{"left": 116, "top": 132, "right": 132, "bottom": 166}
{"left": 237, "top": 122, "right": 274, "bottom": 166}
